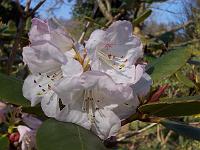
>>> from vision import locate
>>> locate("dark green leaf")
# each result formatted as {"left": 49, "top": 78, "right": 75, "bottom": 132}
{"left": 36, "top": 119, "right": 108, "bottom": 150}
{"left": 175, "top": 71, "right": 195, "bottom": 88}
{"left": 133, "top": 10, "right": 152, "bottom": 25}
{"left": 0, "top": 136, "right": 9, "bottom": 150}
{"left": 157, "top": 32, "right": 175, "bottom": 43}
{"left": 145, "top": 0, "right": 168, "bottom": 3}
{"left": 0, "top": 73, "right": 29, "bottom": 107}
{"left": 25, "top": 17, "right": 32, "bottom": 31}
{"left": 22, "top": 106, "right": 46, "bottom": 119}
{"left": 146, "top": 47, "right": 191, "bottom": 83}
{"left": 188, "top": 56, "right": 200, "bottom": 66}
{"left": 161, "top": 119, "right": 200, "bottom": 141}
{"left": 139, "top": 95, "right": 200, "bottom": 117}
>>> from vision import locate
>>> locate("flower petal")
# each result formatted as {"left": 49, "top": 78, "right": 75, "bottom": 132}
{"left": 29, "top": 18, "right": 50, "bottom": 42}
{"left": 113, "top": 94, "right": 139, "bottom": 120}
{"left": 41, "top": 90, "right": 69, "bottom": 121}
{"left": 61, "top": 58, "right": 83, "bottom": 79}
{"left": 23, "top": 71, "right": 62, "bottom": 106}
{"left": 92, "top": 109, "right": 121, "bottom": 139}
{"left": 85, "top": 21, "right": 143, "bottom": 84}
{"left": 104, "top": 64, "right": 144, "bottom": 84}
{"left": 29, "top": 18, "right": 73, "bottom": 52}
{"left": 131, "top": 73, "right": 152, "bottom": 97}
{"left": 17, "top": 125, "right": 31, "bottom": 142}
{"left": 53, "top": 76, "right": 84, "bottom": 105}
{"left": 23, "top": 75, "right": 44, "bottom": 106}
{"left": 50, "top": 28, "right": 73, "bottom": 52}
{"left": 61, "top": 109, "right": 91, "bottom": 130}
{"left": 85, "top": 29, "right": 105, "bottom": 56}
{"left": 22, "top": 114, "right": 42, "bottom": 130}
{"left": 23, "top": 41, "right": 67, "bottom": 74}
{"left": 80, "top": 71, "right": 134, "bottom": 107}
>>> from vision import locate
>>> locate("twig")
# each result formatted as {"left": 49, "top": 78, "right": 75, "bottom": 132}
{"left": 7, "top": 0, "right": 46, "bottom": 74}
{"left": 27, "top": 0, "right": 46, "bottom": 17}
{"left": 104, "top": 9, "right": 125, "bottom": 28}
{"left": 6, "top": 18, "right": 25, "bottom": 75}
{"left": 117, "top": 123, "right": 157, "bottom": 142}
{"left": 162, "top": 130, "right": 173, "bottom": 145}
{"left": 154, "top": 20, "right": 194, "bottom": 37}
{"left": 78, "top": 22, "right": 90, "bottom": 43}
{"left": 104, "top": 0, "right": 111, "bottom": 13}
{"left": 97, "top": 0, "right": 113, "bottom": 21}
{"left": 25, "top": 0, "right": 32, "bottom": 13}
{"left": 157, "top": 124, "right": 162, "bottom": 142}
{"left": 78, "top": 3, "right": 98, "bottom": 44}
{"left": 170, "top": 39, "right": 200, "bottom": 47}
{"left": 15, "top": 0, "right": 24, "bottom": 16}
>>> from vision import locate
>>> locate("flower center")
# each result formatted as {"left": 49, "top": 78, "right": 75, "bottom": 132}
{"left": 82, "top": 90, "right": 100, "bottom": 123}
{"left": 96, "top": 49, "right": 127, "bottom": 72}
{"left": 72, "top": 46, "right": 90, "bottom": 72}
{"left": 33, "top": 71, "right": 63, "bottom": 96}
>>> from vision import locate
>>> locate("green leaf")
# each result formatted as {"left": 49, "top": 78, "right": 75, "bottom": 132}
{"left": 25, "top": 17, "right": 32, "bottom": 31}
{"left": 146, "top": 47, "right": 191, "bottom": 83}
{"left": 0, "top": 73, "right": 29, "bottom": 107}
{"left": 161, "top": 119, "right": 200, "bottom": 141}
{"left": 139, "top": 95, "right": 200, "bottom": 117}
{"left": 36, "top": 119, "right": 108, "bottom": 150}
{"left": 145, "top": 0, "right": 168, "bottom": 3}
{"left": 175, "top": 71, "right": 195, "bottom": 88}
{"left": 188, "top": 56, "right": 200, "bottom": 66}
{"left": 157, "top": 32, "right": 175, "bottom": 43}
{"left": 0, "top": 136, "right": 9, "bottom": 150}
{"left": 133, "top": 10, "right": 152, "bottom": 25}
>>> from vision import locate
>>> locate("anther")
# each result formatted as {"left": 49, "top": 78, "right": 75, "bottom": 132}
{"left": 48, "top": 84, "right": 51, "bottom": 90}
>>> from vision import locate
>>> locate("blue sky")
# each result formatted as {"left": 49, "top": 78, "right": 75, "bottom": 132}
{"left": 22, "top": 0, "right": 187, "bottom": 24}
{"left": 20, "top": 0, "right": 74, "bottom": 19}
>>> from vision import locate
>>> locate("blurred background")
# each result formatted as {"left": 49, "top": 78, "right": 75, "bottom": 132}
{"left": 1, "top": 0, "right": 200, "bottom": 149}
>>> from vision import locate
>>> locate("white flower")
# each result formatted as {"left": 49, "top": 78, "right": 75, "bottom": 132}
{"left": 22, "top": 18, "right": 73, "bottom": 119}
{"left": 17, "top": 115, "right": 42, "bottom": 150}
{"left": 22, "top": 18, "right": 152, "bottom": 140}
{"left": 53, "top": 58, "right": 139, "bottom": 139}
{"left": 85, "top": 20, "right": 144, "bottom": 84}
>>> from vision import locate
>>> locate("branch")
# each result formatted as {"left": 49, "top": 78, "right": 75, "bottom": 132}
{"left": 25, "top": 0, "right": 32, "bottom": 13}
{"left": 117, "top": 123, "right": 157, "bottom": 142}
{"left": 78, "top": 3, "right": 98, "bottom": 44}
{"left": 7, "top": 0, "right": 46, "bottom": 74}
{"left": 105, "top": 0, "right": 111, "bottom": 13}
{"left": 6, "top": 18, "right": 25, "bottom": 74}
{"left": 27, "top": 0, "right": 46, "bottom": 17}
{"left": 97, "top": 0, "right": 113, "bottom": 21}
{"left": 104, "top": 9, "right": 125, "bottom": 28}
{"left": 154, "top": 20, "right": 194, "bottom": 37}
{"left": 170, "top": 39, "right": 200, "bottom": 47}
{"left": 15, "top": 0, "right": 24, "bottom": 16}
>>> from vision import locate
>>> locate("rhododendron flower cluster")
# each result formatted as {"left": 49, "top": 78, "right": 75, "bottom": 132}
{"left": 22, "top": 18, "right": 152, "bottom": 139}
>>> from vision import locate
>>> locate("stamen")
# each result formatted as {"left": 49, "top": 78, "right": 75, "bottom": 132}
{"left": 59, "top": 98, "right": 65, "bottom": 111}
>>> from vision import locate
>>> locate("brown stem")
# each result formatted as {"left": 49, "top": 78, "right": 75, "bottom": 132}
{"left": 27, "top": 0, "right": 46, "bottom": 18}
{"left": 6, "top": 18, "right": 25, "bottom": 75}
{"left": 97, "top": 0, "right": 113, "bottom": 21}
